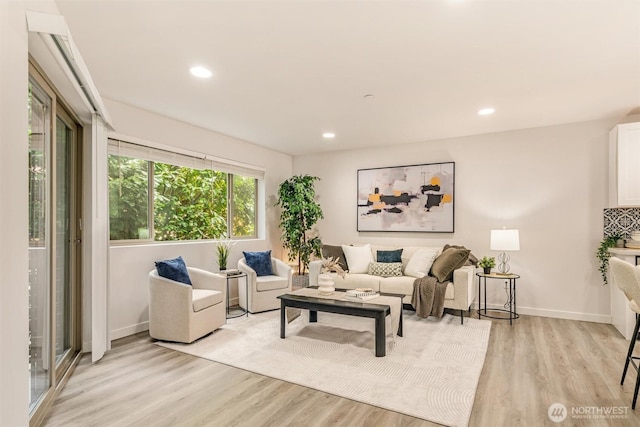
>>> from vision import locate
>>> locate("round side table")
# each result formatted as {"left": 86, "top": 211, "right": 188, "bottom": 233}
{"left": 476, "top": 272, "right": 520, "bottom": 325}
{"left": 225, "top": 272, "right": 249, "bottom": 319}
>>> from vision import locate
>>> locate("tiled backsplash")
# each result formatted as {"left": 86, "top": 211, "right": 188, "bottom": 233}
{"left": 603, "top": 208, "right": 640, "bottom": 238}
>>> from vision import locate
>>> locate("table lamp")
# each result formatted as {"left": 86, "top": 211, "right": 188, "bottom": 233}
{"left": 490, "top": 229, "right": 520, "bottom": 274}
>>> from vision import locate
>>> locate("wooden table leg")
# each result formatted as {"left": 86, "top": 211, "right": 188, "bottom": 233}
{"left": 375, "top": 312, "right": 386, "bottom": 357}
{"left": 280, "top": 300, "right": 286, "bottom": 339}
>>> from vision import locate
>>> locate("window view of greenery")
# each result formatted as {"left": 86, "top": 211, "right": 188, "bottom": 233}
{"left": 108, "top": 153, "right": 257, "bottom": 241}
{"left": 232, "top": 175, "right": 257, "bottom": 237}
{"left": 108, "top": 156, "right": 149, "bottom": 240}
{"left": 28, "top": 83, "right": 47, "bottom": 248}
{"left": 154, "top": 164, "right": 227, "bottom": 241}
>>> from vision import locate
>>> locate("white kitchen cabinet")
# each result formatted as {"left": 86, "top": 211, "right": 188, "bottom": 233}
{"left": 609, "top": 248, "right": 640, "bottom": 340}
{"left": 609, "top": 122, "right": 640, "bottom": 207}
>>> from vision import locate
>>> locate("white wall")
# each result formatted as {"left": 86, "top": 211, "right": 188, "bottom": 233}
{"left": 294, "top": 120, "right": 616, "bottom": 322}
{"left": 105, "top": 99, "right": 292, "bottom": 339}
{"left": 0, "top": 1, "right": 30, "bottom": 424}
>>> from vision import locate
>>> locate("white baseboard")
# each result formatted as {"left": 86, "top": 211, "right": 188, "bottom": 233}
{"left": 473, "top": 302, "right": 611, "bottom": 324}
{"left": 229, "top": 296, "right": 239, "bottom": 306}
{"left": 110, "top": 321, "right": 149, "bottom": 341}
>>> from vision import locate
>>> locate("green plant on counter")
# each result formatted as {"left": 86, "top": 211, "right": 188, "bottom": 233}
{"left": 597, "top": 233, "right": 622, "bottom": 285}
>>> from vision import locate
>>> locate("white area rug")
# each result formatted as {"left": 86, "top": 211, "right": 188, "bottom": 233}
{"left": 158, "top": 310, "right": 491, "bottom": 427}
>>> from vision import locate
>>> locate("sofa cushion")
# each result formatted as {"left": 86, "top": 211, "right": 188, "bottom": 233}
{"left": 192, "top": 289, "right": 222, "bottom": 312}
{"left": 333, "top": 273, "right": 381, "bottom": 291}
{"left": 400, "top": 246, "right": 440, "bottom": 272}
{"left": 369, "top": 262, "right": 403, "bottom": 277}
{"left": 404, "top": 248, "right": 440, "bottom": 278}
{"left": 256, "top": 275, "right": 289, "bottom": 292}
{"left": 243, "top": 250, "right": 274, "bottom": 276}
{"left": 321, "top": 244, "right": 349, "bottom": 271}
{"left": 155, "top": 256, "right": 192, "bottom": 285}
{"left": 430, "top": 247, "right": 470, "bottom": 282}
{"left": 443, "top": 244, "right": 478, "bottom": 266}
{"left": 380, "top": 276, "right": 454, "bottom": 300}
{"left": 341, "top": 244, "right": 374, "bottom": 273}
{"left": 376, "top": 249, "right": 403, "bottom": 263}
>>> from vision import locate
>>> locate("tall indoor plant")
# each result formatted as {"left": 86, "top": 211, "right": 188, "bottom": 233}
{"left": 276, "top": 175, "right": 324, "bottom": 276}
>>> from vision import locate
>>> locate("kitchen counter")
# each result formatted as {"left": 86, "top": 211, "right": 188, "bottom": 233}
{"left": 609, "top": 247, "right": 640, "bottom": 256}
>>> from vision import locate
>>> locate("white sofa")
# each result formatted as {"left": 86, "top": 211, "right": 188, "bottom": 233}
{"left": 309, "top": 245, "right": 476, "bottom": 323}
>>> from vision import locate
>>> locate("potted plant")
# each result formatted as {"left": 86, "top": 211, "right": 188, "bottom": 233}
{"left": 478, "top": 256, "right": 496, "bottom": 274}
{"left": 276, "top": 175, "right": 324, "bottom": 280}
{"left": 215, "top": 236, "right": 236, "bottom": 271}
{"left": 596, "top": 233, "right": 623, "bottom": 285}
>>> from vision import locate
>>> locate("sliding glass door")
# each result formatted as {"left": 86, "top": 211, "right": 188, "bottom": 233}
{"left": 28, "top": 74, "right": 51, "bottom": 412}
{"left": 54, "top": 110, "right": 78, "bottom": 376}
{"left": 28, "top": 67, "right": 82, "bottom": 422}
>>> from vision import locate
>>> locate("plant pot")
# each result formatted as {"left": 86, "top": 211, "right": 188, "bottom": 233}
{"left": 292, "top": 274, "right": 309, "bottom": 288}
{"left": 483, "top": 267, "right": 491, "bottom": 274}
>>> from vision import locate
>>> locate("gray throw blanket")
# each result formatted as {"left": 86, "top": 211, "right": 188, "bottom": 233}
{"left": 411, "top": 276, "right": 449, "bottom": 318}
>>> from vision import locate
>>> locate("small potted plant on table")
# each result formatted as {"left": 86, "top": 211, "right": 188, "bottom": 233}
{"left": 215, "top": 236, "right": 236, "bottom": 271}
{"left": 478, "top": 256, "right": 496, "bottom": 274}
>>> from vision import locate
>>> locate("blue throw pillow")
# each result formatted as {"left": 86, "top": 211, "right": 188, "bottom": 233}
{"left": 377, "top": 249, "right": 403, "bottom": 263}
{"left": 155, "top": 256, "right": 192, "bottom": 285}
{"left": 243, "top": 250, "right": 274, "bottom": 276}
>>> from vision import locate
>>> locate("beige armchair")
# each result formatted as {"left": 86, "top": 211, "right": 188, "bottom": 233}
{"left": 148, "top": 267, "right": 226, "bottom": 343}
{"left": 238, "top": 257, "right": 292, "bottom": 313}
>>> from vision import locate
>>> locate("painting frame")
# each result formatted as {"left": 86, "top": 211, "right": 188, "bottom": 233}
{"left": 357, "top": 162, "right": 455, "bottom": 233}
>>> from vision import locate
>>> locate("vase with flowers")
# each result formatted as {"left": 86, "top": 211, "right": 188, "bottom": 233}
{"left": 318, "top": 257, "right": 346, "bottom": 295}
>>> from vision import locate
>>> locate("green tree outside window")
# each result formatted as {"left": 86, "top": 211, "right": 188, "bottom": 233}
{"left": 108, "top": 153, "right": 256, "bottom": 242}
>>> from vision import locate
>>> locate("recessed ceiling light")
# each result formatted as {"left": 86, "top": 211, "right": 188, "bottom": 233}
{"left": 190, "top": 66, "right": 212, "bottom": 79}
{"left": 323, "top": 133, "right": 336, "bottom": 139}
{"left": 478, "top": 107, "right": 495, "bottom": 116}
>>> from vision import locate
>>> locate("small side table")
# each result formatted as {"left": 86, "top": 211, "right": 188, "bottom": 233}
{"left": 476, "top": 272, "right": 520, "bottom": 325}
{"left": 225, "top": 272, "right": 248, "bottom": 319}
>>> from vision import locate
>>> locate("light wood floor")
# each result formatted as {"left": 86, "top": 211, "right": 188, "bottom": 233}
{"left": 42, "top": 312, "right": 640, "bottom": 427}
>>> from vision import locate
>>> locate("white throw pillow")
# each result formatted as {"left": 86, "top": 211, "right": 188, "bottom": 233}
{"left": 404, "top": 248, "right": 440, "bottom": 278}
{"left": 341, "top": 244, "right": 374, "bottom": 274}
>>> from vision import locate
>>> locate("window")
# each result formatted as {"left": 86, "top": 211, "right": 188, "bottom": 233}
{"left": 108, "top": 139, "right": 260, "bottom": 242}
{"left": 232, "top": 174, "right": 257, "bottom": 238}
{"left": 108, "top": 155, "right": 150, "bottom": 240}
{"left": 153, "top": 163, "right": 227, "bottom": 241}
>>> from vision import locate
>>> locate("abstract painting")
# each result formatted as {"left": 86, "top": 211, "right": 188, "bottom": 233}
{"left": 357, "top": 162, "right": 454, "bottom": 232}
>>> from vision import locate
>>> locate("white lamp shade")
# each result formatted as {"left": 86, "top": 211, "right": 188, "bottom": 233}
{"left": 490, "top": 229, "right": 520, "bottom": 251}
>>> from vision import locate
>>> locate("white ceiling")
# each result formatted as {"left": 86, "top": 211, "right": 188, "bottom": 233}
{"left": 55, "top": 0, "right": 640, "bottom": 156}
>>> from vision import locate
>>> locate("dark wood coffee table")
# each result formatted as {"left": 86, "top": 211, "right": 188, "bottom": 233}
{"left": 277, "top": 289, "right": 404, "bottom": 357}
